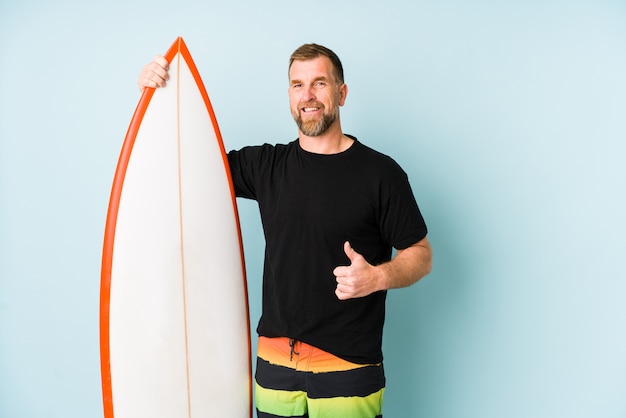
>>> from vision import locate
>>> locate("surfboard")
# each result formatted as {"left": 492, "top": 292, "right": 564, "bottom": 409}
{"left": 100, "top": 37, "right": 252, "bottom": 418}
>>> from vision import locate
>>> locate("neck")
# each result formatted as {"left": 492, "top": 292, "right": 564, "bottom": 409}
{"left": 298, "top": 122, "right": 354, "bottom": 155}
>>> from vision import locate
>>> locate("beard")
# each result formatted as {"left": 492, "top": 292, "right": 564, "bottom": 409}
{"left": 292, "top": 100, "right": 339, "bottom": 137}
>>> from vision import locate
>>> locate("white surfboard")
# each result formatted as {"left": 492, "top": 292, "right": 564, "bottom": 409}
{"left": 100, "top": 37, "right": 252, "bottom": 418}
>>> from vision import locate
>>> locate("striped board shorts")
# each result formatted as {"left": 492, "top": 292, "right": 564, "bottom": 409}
{"left": 255, "top": 336, "right": 385, "bottom": 418}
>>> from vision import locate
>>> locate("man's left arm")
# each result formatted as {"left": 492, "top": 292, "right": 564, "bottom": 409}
{"left": 333, "top": 237, "right": 432, "bottom": 300}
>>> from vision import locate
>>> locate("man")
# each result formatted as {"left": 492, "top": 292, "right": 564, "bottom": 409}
{"left": 138, "top": 43, "right": 432, "bottom": 418}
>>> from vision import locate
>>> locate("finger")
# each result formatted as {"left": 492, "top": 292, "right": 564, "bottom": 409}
{"left": 343, "top": 241, "right": 360, "bottom": 263}
{"left": 138, "top": 68, "right": 166, "bottom": 91}
{"left": 137, "top": 55, "right": 171, "bottom": 92}
{"left": 333, "top": 265, "right": 347, "bottom": 277}
{"left": 148, "top": 60, "right": 170, "bottom": 82}
{"left": 153, "top": 55, "right": 169, "bottom": 71}
{"left": 335, "top": 287, "right": 350, "bottom": 300}
{"left": 335, "top": 277, "right": 349, "bottom": 288}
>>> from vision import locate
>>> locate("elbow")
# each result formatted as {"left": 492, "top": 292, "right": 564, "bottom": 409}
{"left": 417, "top": 242, "right": 433, "bottom": 282}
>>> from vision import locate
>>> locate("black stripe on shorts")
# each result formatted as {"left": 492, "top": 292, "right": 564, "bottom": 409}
{"left": 256, "top": 357, "right": 385, "bottom": 399}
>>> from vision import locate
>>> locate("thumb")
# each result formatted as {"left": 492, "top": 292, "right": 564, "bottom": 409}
{"left": 343, "top": 241, "right": 359, "bottom": 263}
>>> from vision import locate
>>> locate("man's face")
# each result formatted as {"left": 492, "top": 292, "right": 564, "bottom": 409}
{"left": 288, "top": 56, "right": 347, "bottom": 137}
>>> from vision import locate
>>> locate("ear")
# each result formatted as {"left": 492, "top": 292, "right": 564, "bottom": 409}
{"left": 338, "top": 83, "right": 348, "bottom": 106}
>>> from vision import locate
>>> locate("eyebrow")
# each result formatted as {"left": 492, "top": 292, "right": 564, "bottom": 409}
{"left": 290, "top": 76, "right": 331, "bottom": 85}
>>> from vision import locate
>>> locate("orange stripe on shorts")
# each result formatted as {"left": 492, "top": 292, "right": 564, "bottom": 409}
{"left": 257, "top": 337, "right": 376, "bottom": 373}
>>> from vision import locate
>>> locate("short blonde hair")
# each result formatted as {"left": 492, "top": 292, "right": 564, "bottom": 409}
{"left": 289, "top": 44, "right": 344, "bottom": 84}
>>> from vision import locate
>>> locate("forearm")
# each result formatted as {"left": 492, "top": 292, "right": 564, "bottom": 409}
{"left": 378, "top": 237, "right": 432, "bottom": 290}
{"left": 334, "top": 237, "right": 432, "bottom": 300}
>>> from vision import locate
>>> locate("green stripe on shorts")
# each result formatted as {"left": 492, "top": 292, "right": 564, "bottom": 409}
{"left": 307, "top": 388, "right": 385, "bottom": 418}
{"left": 256, "top": 383, "right": 308, "bottom": 417}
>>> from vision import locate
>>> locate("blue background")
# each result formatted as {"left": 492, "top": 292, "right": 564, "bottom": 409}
{"left": 1, "top": 1, "right": 625, "bottom": 417}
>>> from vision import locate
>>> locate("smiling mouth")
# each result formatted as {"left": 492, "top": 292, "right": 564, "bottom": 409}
{"left": 300, "top": 101, "right": 323, "bottom": 114}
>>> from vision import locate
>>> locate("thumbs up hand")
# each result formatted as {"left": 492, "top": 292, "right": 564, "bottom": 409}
{"left": 333, "top": 241, "right": 385, "bottom": 300}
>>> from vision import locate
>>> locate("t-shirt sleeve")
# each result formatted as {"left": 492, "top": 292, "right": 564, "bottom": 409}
{"left": 380, "top": 170, "right": 428, "bottom": 250}
{"left": 227, "top": 145, "right": 268, "bottom": 200}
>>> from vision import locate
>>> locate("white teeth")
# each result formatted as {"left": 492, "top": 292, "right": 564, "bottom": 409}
{"left": 303, "top": 107, "right": 319, "bottom": 112}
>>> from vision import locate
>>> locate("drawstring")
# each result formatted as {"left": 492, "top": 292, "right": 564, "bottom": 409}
{"left": 289, "top": 338, "right": 300, "bottom": 361}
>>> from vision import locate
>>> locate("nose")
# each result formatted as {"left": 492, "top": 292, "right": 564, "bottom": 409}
{"left": 301, "top": 85, "right": 316, "bottom": 102}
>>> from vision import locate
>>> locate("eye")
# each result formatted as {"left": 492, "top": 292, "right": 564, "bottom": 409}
{"left": 314, "top": 81, "right": 327, "bottom": 88}
{"left": 291, "top": 83, "right": 302, "bottom": 89}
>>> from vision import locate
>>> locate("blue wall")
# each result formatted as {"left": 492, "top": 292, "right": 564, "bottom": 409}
{"left": 1, "top": 1, "right": 625, "bottom": 417}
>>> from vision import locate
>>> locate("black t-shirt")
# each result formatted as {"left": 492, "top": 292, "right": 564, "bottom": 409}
{"left": 228, "top": 137, "right": 427, "bottom": 364}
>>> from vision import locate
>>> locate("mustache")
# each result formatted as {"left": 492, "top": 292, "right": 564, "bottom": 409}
{"left": 298, "top": 100, "right": 324, "bottom": 110}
